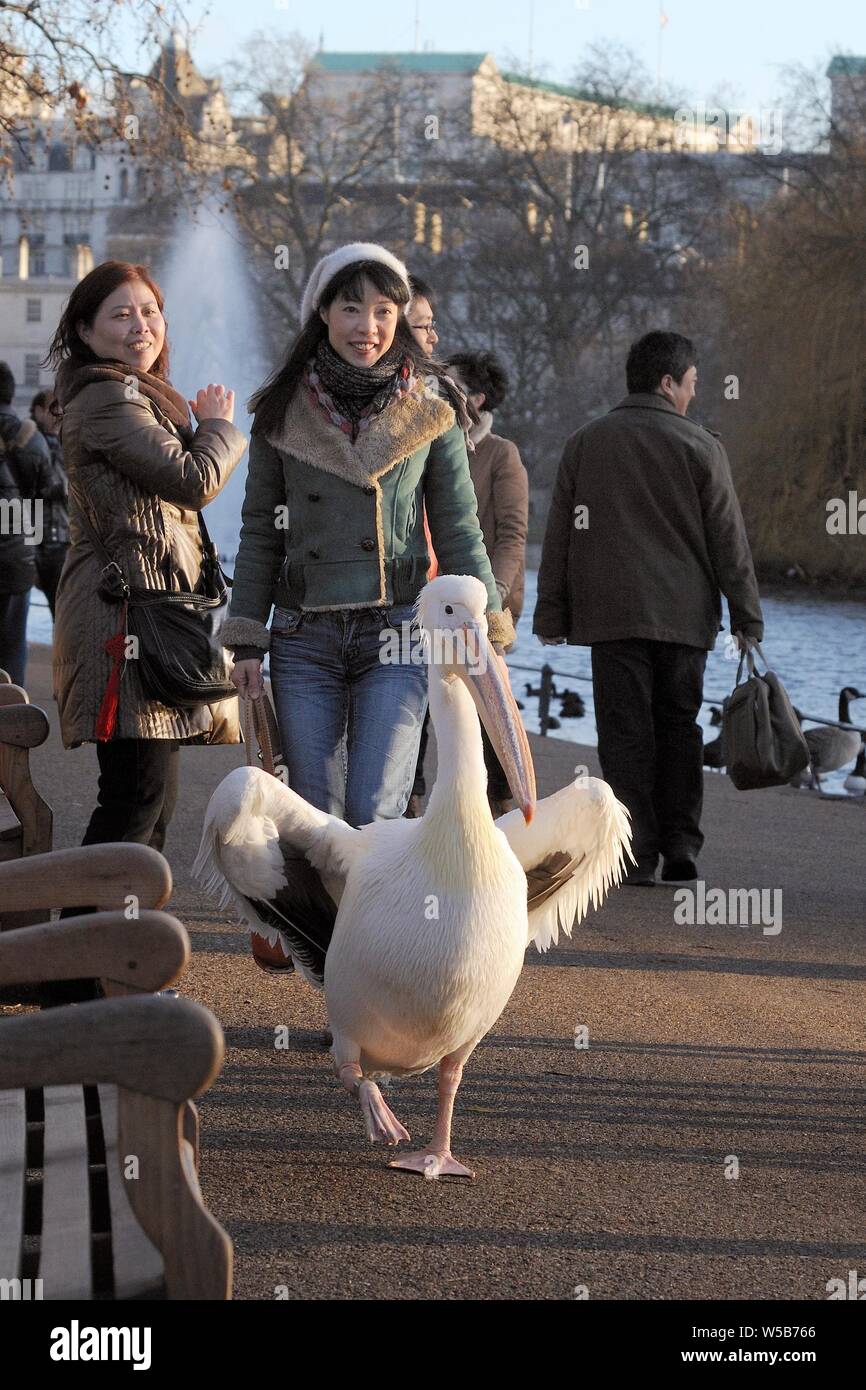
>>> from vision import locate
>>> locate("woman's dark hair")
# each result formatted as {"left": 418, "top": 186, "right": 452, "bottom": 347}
{"left": 407, "top": 274, "right": 436, "bottom": 314}
{"left": 0, "top": 361, "right": 14, "bottom": 405}
{"left": 626, "top": 331, "right": 696, "bottom": 394}
{"left": 446, "top": 350, "right": 510, "bottom": 413}
{"left": 45, "top": 260, "right": 170, "bottom": 378}
{"left": 250, "top": 259, "right": 463, "bottom": 436}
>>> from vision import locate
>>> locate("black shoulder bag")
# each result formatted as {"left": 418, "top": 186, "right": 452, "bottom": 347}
{"left": 74, "top": 495, "right": 238, "bottom": 710}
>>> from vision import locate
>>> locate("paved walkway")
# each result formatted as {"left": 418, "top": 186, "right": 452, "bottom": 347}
{"left": 10, "top": 644, "right": 866, "bottom": 1300}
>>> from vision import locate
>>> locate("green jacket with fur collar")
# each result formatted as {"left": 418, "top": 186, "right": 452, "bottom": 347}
{"left": 222, "top": 377, "right": 514, "bottom": 652}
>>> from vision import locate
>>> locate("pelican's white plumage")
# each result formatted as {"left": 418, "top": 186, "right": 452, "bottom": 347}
{"left": 194, "top": 574, "right": 632, "bottom": 1177}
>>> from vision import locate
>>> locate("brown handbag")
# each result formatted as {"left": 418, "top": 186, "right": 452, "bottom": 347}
{"left": 243, "top": 690, "right": 283, "bottom": 779}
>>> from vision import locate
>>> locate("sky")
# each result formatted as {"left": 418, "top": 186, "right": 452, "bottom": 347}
{"left": 181, "top": 0, "right": 866, "bottom": 116}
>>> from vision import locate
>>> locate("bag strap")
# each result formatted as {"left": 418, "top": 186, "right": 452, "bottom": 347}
{"left": 243, "top": 694, "right": 282, "bottom": 779}
{"left": 70, "top": 481, "right": 131, "bottom": 596}
{"left": 734, "top": 638, "right": 768, "bottom": 686}
{"left": 71, "top": 480, "right": 230, "bottom": 589}
{"left": 197, "top": 508, "right": 233, "bottom": 589}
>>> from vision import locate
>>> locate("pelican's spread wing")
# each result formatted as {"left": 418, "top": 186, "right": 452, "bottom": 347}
{"left": 497, "top": 778, "right": 633, "bottom": 951}
{"left": 193, "top": 766, "right": 362, "bottom": 985}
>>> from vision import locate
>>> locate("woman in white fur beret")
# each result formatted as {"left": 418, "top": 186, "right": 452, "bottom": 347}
{"left": 222, "top": 243, "right": 513, "bottom": 898}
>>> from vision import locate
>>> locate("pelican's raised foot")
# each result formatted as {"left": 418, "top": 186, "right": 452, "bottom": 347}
{"left": 358, "top": 1079, "right": 411, "bottom": 1145}
{"left": 388, "top": 1150, "right": 476, "bottom": 1181}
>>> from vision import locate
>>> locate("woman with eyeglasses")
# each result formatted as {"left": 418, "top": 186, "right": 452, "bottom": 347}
{"left": 30, "top": 390, "right": 70, "bottom": 619}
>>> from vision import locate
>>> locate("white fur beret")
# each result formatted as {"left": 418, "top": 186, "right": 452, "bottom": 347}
{"left": 300, "top": 242, "right": 412, "bottom": 324}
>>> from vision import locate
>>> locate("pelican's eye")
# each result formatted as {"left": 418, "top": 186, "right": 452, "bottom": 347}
{"left": 445, "top": 605, "right": 453, "bottom": 614}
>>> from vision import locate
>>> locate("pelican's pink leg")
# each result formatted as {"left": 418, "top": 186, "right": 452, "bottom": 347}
{"left": 390, "top": 1045, "right": 476, "bottom": 1180}
{"left": 334, "top": 1042, "right": 410, "bottom": 1147}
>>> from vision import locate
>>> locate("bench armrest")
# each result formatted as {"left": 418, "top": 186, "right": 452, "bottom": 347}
{"left": 0, "top": 703, "right": 49, "bottom": 748}
{"left": 0, "top": 843, "right": 172, "bottom": 912}
{"left": 0, "top": 995, "right": 224, "bottom": 1100}
{"left": 0, "top": 910, "right": 189, "bottom": 992}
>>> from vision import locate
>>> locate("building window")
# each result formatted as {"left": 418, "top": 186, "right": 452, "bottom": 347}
{"left": 430, "top": 211, "right": 443, "bottom": 255}
{"left": 29, "top": 236, "right": 46, "bottom": 276}
{"left": 414, "top": 202, "right": 426, "bottom": 244}
{"left": 24, "top": 354, "right": 41, "bottom": 387}
{"left": 26, "top": 298, "right": 41, "bottom": 322}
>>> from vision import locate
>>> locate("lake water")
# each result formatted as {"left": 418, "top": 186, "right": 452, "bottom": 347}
{"left": 507, "top": 572, "right": 866, "bottom": 795}
{"left": 27, "top": 571, "right": 865, "bottom": 793}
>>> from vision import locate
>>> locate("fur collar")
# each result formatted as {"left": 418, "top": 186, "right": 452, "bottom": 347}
{"left": 469, "top": 410, "right": 494, "bottom": 447}
{"left": 265, "top": 376, "right": 456, "bottom": 488}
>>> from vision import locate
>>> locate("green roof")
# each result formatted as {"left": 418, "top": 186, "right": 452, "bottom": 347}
{"left": 500, "top": 69, "right": 677, "bottom": 120}
{"left": 827, "top": 55, "right": 866, "bottom": 76}
{"left": 310, "top": 51, "right": 677, "bottom": 119}
{"left": 312, "top": 52, "right": 488, "bottom": 75}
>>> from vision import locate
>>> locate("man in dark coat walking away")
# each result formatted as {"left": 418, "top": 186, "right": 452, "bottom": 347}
{"left": 30, "top": 390, "right": 70, "bottom": 618}
{"left": 0, "top": 362, "right": 50, "bottom": 685}
{"left": 533, "top": 331, "right": 764, "bottom": 886}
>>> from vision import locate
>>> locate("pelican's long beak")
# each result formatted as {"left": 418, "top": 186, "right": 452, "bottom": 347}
{"left": 459, "top": 625, "right": 536, "bottom": 822}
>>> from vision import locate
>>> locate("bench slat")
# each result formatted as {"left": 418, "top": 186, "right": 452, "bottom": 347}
{"left": 39, "top": 1085, "right": 92, "bottom": 1299}
{"left": 0, "top": 1090, "right": 26, "bottom": 1283}
{"left": 98, "top": 1085, "right": 164, "bottom": 1299}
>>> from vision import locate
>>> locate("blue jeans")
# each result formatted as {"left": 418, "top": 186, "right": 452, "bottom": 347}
{"left": 267, "top": 604, "right": 428, "bottom": 826}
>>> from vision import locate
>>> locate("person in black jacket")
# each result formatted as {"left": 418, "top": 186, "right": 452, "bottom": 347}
{"left": 534, "top": 331, "right": 764, "bottom": 887}
{"left": 30, "top": 390, "right": 70, "bottom": 618}
{"left": 0, "top": 362, "right": 50, "bottom": 686}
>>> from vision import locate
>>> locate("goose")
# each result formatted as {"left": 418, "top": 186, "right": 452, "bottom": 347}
{"left": 559, "top": 690, "right": 586, "bottom": 719}
{"left": 844, "top": 744, "right": 866, "bottom": 795}
{"left": 195, "top": 575, "right": 631, "bottom": 1180}
{"left": 702, "top": 708, "right": 726, "bottom": 770}
{"left": 790, "top": 687, "right": 864, "bottom": 789}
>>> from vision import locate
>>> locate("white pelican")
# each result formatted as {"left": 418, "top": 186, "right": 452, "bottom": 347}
{"left": 194, "top": 575, "right": 632, "bottom": 1179}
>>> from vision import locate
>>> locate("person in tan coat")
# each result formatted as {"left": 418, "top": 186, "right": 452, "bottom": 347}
{"left": 48, "top": 260, "right": 247, "bottom": 854}
{"left": 446, "top": 351, "right": 529, "bottom": 815}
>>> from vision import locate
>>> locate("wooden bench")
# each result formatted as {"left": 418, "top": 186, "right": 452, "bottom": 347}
{"left": 0, "top": 896, "right": 232, "bottom": 1299}
{"left": 0, "top": 677, "right": 53, "bottom": 931}
{"left": 0, "top": 840, "right": 171, "bottom": 935}
{"left": 0, "top": 698, "right": 52, "bottom": 932}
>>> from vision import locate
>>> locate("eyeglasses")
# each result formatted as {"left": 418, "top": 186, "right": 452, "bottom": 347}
{"left": 408, "top": 320, "right": 437, "bottom": 334}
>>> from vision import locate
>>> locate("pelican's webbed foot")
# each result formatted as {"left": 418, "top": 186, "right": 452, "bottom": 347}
{"left": 358, "top": 1079, "right": 411, "bottom": 1146}
{"left": 389, "top": 1150, "right": 475, "bottom": 1180}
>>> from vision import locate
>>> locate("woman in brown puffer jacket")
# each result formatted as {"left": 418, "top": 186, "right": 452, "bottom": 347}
{"left": 48, "top": 260, "right": 247, "bottom": 852}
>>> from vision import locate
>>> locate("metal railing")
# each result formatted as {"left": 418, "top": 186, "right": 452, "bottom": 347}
{"left": 27, "top": 601, "right": 865, "bottom": 740}
{"left": 507, "top": 660, "right": 866, "bottom": 739}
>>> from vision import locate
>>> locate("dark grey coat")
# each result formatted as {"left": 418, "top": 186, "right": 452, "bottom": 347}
{"left": 533, "top": 393, "right": 764, "bottom": 650}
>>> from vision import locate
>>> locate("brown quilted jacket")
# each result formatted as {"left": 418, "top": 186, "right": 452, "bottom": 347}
{"left": 52, "top": 362, "right": 247, "bottom": 747}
